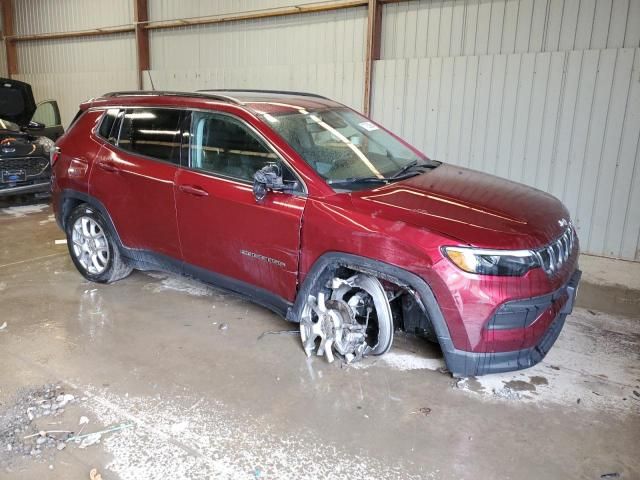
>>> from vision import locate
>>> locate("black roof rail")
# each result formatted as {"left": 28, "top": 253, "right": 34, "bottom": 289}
{"left": 197, "top": 89, "right": 329, "bottom": 100}
{"left": 101, "top": 90, "right": 241, "bottom": 104}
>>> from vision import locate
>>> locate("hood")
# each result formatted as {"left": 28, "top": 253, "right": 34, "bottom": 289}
{"left": 349, "top": 164, "right": 571, "bottom": 250}
{"left": 0, "top": 78, "right": 37, "bottom": 126}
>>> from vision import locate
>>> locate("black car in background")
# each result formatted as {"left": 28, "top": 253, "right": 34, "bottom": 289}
{"left": 0, "top": 78, "right": 63, "bottom": 198}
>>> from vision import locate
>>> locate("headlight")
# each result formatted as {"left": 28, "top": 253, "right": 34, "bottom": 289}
{"left": 443, "top": 246, "right": 540, "bottom": 276}
{"left": 34, "top": 136, "right": 55, "bottom": 154}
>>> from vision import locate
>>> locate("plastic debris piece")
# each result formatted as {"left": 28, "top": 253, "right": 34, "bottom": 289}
{"left": 89, "top": 468, "right": 103, "bottom": 480}
{"left": 23, "top": 430, "right": 71, "bottom": 440}
{"left": 600, "top": 474, "right": 620, "bottom": 479}
{"left": 79, "top": 433, "right": 101, "bottom": 449}
{"left": 0, "top": 322, "right": 7, "bottom": 330}
{"left": 218, "top": 323, "right": 229, "bottom": 331}
{"left": 69, "top": 423, "right": 134, "bottom": 445}
{"left": 79, "top": 416, "right": 89, "bottom": 426}
{"left": 257, "top": 329, "right": 299, "bottom": 341}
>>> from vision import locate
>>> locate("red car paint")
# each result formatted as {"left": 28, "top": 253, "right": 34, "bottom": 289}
{"left": 52, "top": 91, "right": 580, "bottom": 374}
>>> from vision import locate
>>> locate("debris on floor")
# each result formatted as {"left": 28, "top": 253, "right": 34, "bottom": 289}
{"left": 70, "top": 423, "right": 134, "bottom": 449}
{"left": 89, "top": 467, "right": 103, "bottom": 480}
{"left": 0, "top": 383, "right": 133, "bottom": 472}
{"left": 411, "top": 407, "right": 432, "bottom": 416}
{"left": 0, "top": 385, "right": 77, "bottom": 464}
{"left": 257, "top": 329, "right": 298, "bottom": 341}
{"left": 0, "top": 322, "right": 6, "bottom": 331}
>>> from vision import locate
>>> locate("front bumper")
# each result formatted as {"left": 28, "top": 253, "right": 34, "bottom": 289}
{"left": 443, "top": 269, "right": 581, "bottom": 377}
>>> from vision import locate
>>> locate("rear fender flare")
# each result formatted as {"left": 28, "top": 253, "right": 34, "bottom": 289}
{"left": 58, "top": 189, "right": 124, "bottom": 249}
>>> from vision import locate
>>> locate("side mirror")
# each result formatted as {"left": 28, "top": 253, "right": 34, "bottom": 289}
{"left": 253, "top": 164, "right": 285, "bottom": 202}
{"left": 27, "top": 121, "right": 45, "bottom": 130}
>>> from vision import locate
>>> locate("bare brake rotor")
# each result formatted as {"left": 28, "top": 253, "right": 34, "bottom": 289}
{"left": 299, "top": 274, "right": 393, "bottom": 364}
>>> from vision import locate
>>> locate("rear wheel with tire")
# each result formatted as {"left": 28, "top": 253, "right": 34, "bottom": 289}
{"left": 65, "top": 204, "right": 132, "bottom": 283}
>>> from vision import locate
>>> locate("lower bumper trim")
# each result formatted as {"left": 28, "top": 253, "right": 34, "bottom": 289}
{"left": 443, "top": 269, "right": 582, "bottom": 377}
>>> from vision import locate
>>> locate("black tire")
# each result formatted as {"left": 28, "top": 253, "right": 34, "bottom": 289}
{"left": 65, "top": 203, "right": 132, "bottom": 283}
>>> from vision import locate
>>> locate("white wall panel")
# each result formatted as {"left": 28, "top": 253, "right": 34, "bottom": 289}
{"left": 16, "top": 34, "right": 137, "bottom": 126}
{"left": 147, "top": 6, "right": 367, "bottom": 110}
{"left": 382, "top": 0, "right": 640, "bottom": 60}
{"left": 14, "top": 0, "right": 133, "bottom": 35}
{"left": 149, "top": 0, "right": 327, "bottom": 22}
{"left": 143, "top": 61, "right": 365, "bottom": 112}
{"left": 371, "top": 47, "right": 640, "bottom": 260}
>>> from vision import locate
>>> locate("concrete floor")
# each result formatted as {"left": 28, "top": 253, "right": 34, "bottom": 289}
{"left": 0, "top": 200, "right": 639, "bottom": 480}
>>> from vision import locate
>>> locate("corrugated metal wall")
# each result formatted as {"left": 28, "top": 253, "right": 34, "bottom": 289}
{"left": 14, "top": 0, "right": 133, "bottom": 35}
{"left": 11, "top": 0, "right": 137, "bottom": 126}
{"left": 2, "top": 0, "right": 639, "bottom": 260}
{"left": 148, "top": 0, "right": 326, "bottom": 21}
{"left": 144, "top": 5, "right": 367, "bottom": 111}
{"left": 371, "top": 0, "right": 640, "bottom": 261}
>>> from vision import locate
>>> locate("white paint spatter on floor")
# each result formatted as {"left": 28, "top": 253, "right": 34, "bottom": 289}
{"left": 144, "top": 273, "right": 213, "bottom": 297}
{"left": 379, "top": 351, "right": 445, "bottom": 371}
{"left": 0, "top": 204, "right": 49, "bottom": 218}
{"left": 87, "top": 389, "right": 432, "bottom": 480}
{"left": 39, "top": 214, "right": 55, "bottom": 225}
{"left": 455, "top": 308, "right": 640, "bottom": 414}
{"left": 347, "top": 345, "right": 445, "bottom": 372}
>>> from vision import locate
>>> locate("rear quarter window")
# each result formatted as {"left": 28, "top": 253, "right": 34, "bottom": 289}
{"left": 97, "top": 109, "right": 121, "bottom": 144}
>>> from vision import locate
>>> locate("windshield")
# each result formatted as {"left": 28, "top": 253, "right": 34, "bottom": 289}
{"left": 260, "top": 107, "right": 438, "bottom": 189}
{"left": 0, "top": 118, "right": 20, "bottom": 131}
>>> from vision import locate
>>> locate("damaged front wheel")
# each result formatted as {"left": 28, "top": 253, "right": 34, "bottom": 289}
{"left": 300, "top": 273, "right": 393, "bottom": 363}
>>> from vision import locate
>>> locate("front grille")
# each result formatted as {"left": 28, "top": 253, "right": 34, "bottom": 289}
{"left": 0, "top": 156, "right": 49, "bottom": 176}
{"left": 535, "top": 227, "right": 575, "bottom": 276}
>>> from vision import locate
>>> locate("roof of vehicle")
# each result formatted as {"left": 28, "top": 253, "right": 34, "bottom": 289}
{"left": 90, "top": 89, "right": 343, "bottom": 115}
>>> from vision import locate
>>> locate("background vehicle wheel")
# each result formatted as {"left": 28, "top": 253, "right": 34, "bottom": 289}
{"left": 65, "top": 204, "right": 132, "bottom": 283}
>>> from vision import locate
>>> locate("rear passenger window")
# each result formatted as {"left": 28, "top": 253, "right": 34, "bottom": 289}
{"left": 118, "top": 108, "right": 183, "bottom": 164}
{"left": 190, "top": 112, "right": 277, "bottom": 181}
{"left": 98, "top": 109, "right": 120, "bottom": 142}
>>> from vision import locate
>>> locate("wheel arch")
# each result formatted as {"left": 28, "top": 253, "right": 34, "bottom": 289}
{"left": 289, "top": 252, "right": 457, "bottom": 358}
{"left": 58, "top": 189, "right": 124, "bottom": 248}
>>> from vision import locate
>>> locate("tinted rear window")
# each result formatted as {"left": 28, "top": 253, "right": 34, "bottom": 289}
{"left": 98, "top": 109, "right": 120, "bottom": 142}
{"left": 118, "top": 108, "right": 183, "bottom": 164}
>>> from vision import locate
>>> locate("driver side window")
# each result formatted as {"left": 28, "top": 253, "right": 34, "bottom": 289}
{"left": 190, "top": 112, "right": 278, "bottom": 182}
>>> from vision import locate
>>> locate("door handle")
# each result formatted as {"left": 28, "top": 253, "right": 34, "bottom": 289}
{"left": 179, "top": 184, "right": 209, "bottom": 197}
{"left": 97, "top": 161, "right": 120, "bottom": 173}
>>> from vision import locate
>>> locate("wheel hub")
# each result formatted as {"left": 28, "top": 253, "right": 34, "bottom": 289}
{"left": 71, "top": 216, "right": 110, "bottom": 275}
{"left": 300, "top": 274, "right": 391, "bottom": 364}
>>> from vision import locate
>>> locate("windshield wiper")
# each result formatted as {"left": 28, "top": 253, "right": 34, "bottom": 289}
{"left": 389, "top": 160, "right": 439, "bottom": 180}
{"left": 327, "top": 176, "right": 389, "bottom": 187}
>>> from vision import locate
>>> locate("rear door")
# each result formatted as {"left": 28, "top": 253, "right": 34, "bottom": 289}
{"left": 29, "top": 100, "right": 64, "bottom": 140}
{"left": 89, "top": 107, "right": 186, "bottom": 260}
{"left": 175, "top": 110, "right": 306, "bottom": 302}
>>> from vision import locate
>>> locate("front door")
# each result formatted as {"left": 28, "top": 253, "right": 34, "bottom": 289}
{"left": 30, "top": 100, "right": 64, "bottom": 140}
{"left": 175, "top": 111, "right": 306, "bottom": 302}
{"left": 89, "top": 107, "right": 186, "bottom": 260}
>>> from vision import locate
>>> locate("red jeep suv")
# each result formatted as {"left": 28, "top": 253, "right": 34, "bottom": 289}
{"left": 52, "top": 90, "right": 580, "bottom": 377}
